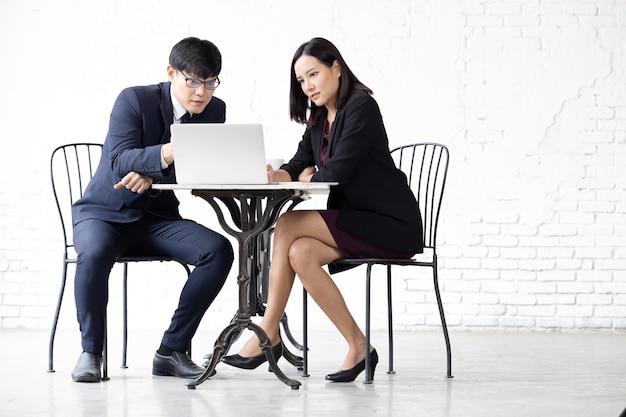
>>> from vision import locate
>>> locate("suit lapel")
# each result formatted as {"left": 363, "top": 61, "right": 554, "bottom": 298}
{"left": 310, "top": 119, "right": 324, "bottom": 166}
{"left": 327, "top": 109, "right": 343, "bottom": 158}
{"left": 159, "top": 82, "right": 174, "bottom": 143}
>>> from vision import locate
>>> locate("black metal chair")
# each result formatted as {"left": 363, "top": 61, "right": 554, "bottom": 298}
{"left": 47, "top": 143, "right": 191, "bottom": 380}
{"left": 301, "top": 142, "right": 452, "bottom": 383}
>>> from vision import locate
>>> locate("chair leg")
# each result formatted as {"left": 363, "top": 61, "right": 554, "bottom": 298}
{"left": 179, "top": 262, "right": 193, "bottom": 357}
{"left": 102, "top": 311, "right": 109, "bottom": 380}
{"left": 121, "top": 263, "right": 128, "bottom": 369}
{"left": 432, "top": 257, "right": 453, "bottom": 378}
{"left": 48, "top": 260, "right": 69, "bottom": 373}
{"left": 301, "top": 288, "right": 309, "bottom": 377}
{"left": 364, "top": 264, "right": 373, "bottom": 384}
{"left": 387, "top": 264, "right": 395, "bottom": 374}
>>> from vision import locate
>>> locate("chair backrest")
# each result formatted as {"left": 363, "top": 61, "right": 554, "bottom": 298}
{"left": 390, "top": 143, "right": 449, "bottom": 252}
{"left": 50, "top": 143, "right": 103, "bottom": 250}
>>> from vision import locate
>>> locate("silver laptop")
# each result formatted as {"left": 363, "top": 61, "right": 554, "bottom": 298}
{"left": 170, "top": 123, "right": 268, "bottom": 184}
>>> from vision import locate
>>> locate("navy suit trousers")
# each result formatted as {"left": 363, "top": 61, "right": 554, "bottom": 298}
{"left": 73, "top": 214, "right": 234, "bottom": 353}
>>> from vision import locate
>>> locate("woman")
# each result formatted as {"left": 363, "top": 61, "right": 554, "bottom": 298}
{"left": 222, "top": 37, "right": 423, "bottom": 382}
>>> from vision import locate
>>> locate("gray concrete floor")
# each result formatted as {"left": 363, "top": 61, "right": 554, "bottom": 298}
{"left": 1, "top": 328, "right": 625, "bottom": 417}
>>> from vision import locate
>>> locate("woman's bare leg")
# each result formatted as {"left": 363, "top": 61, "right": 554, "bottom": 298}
{"left": 289, "top": 234, "right": 372, "bottom": 371}
{"left": 235, "top": 210, "right": 373, "bottom": 371}
{"left": 235, "top": 210, "right": 343, "bottom": 356}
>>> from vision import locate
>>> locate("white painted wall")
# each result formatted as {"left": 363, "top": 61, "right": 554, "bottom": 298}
{"left": 1, "top": 0, "right": 625, "bottom": 340}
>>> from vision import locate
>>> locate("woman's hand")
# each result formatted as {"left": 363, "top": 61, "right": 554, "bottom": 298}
{"left": 266, "top": 164, "right": 276, "bottom": 182}
{"left": 298, "top": 166, "right": 316, "bottom": 183}
{"left": 266, "top": 165, "right": 293, "bottom": 182}
{"left": 114, "top": 171, "right": 154, "bottom": 193}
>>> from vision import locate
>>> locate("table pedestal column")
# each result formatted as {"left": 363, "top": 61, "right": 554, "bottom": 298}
{"left": 186, "top": 189, "right": 304, "bottom": 390}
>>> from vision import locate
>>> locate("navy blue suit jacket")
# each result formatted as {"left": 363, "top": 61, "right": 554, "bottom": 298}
{"left": 72, "top": 82, "right": 226, "bottom": 225}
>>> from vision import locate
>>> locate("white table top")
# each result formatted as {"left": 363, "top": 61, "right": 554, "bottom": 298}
{"left": 153, "top": 182, "right": 337, "bottom": 195}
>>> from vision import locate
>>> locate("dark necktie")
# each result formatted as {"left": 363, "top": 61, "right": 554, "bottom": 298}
{"left": 180, "top": 112, "right": 192, "bottom": 123}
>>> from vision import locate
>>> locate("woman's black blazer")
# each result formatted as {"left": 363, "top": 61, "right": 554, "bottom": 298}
{"left": 282, "top": 90, "right": 423, "bottom": 255}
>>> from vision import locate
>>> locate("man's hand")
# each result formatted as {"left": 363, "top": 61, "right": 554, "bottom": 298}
{"left": 161, "top": 143, "right": 174, "bottom": 165}
{"left": 114, "top": 172, "right": 154, "bottom": 193}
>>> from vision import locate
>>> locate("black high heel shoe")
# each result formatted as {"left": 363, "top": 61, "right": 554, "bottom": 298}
{"left": 325, "top": 349, "right": 378, "bottom": 382}
{"left": 221, "top": 343, "right": 283, "bottom": 370}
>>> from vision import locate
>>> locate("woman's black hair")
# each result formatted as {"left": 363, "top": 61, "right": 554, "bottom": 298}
{"left": 289, "top": 37, "right": 372, "bottom": 126}
{"left": 169, "top": 37, "right": 222, "bottom": 79}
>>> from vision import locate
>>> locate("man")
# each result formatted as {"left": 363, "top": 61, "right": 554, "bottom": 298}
{"left": 70, "top": 37, "right": 234, "bottom": 382}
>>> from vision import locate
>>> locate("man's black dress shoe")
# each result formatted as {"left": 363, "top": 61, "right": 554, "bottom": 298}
{"left": 221, "top": 343, "right": 283, "bottom": 370}
{"left": 71, "top": 351, "right": 102, "bottom": 382}
{"left": 325, "top": 349, "right": 379, "bottom": 382}
{"left": 152, "top": 351, "right": 213, "bottom": 379}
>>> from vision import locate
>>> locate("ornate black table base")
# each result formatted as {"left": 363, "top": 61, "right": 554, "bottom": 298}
{"left": 193, "top": 319, "right": 299, "bottom": 389}
{"left": 186, "top": 188, "right": 306, "bottom": 390}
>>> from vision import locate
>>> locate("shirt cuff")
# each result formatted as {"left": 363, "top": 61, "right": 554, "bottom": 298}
{"left": 160, "top": 145, "right": 169, "bottom": 169}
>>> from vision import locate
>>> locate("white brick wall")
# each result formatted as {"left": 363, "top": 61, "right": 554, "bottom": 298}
{"left": 0, "top": 0, "right": 624, "bottom": 335}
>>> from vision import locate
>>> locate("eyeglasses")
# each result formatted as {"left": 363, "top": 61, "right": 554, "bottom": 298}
{"left": 177, "top": 70, "right": 220, "bottom": 90}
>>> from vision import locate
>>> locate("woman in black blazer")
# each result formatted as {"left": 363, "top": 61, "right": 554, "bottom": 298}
{"left": 222, "top": 38, "right": 423, "bottom": 382}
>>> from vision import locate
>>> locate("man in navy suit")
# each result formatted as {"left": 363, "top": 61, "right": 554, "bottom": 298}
{"left": 70, "top": 37, "right": 234, "bottom": 382}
